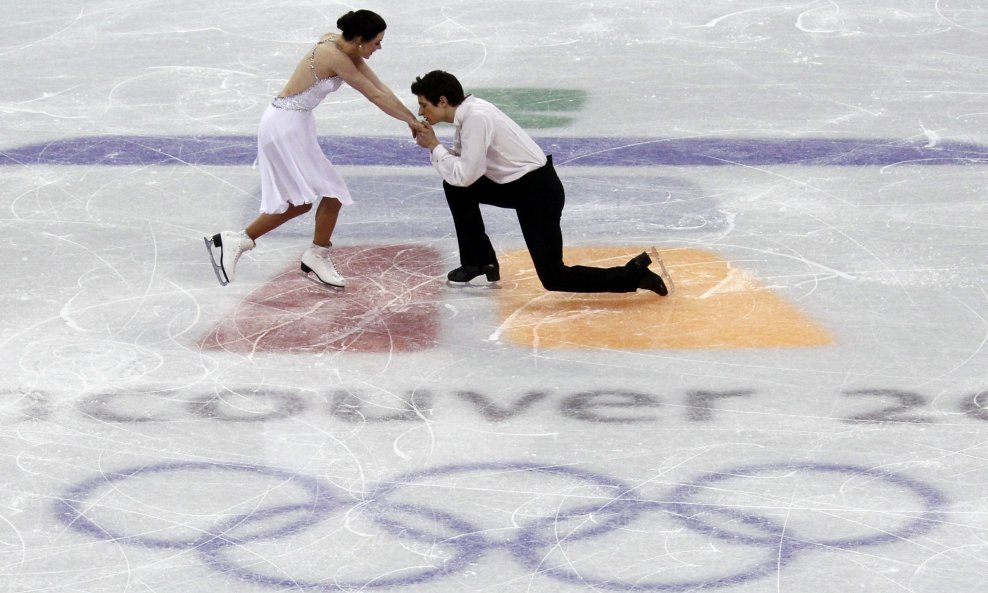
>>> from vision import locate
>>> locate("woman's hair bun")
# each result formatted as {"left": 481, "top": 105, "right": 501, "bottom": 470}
{"left": 336, "top": 9, "right": 386, "bottom": 42}
{"left": 336, "top": 11, "right": 354, "bottom": 31}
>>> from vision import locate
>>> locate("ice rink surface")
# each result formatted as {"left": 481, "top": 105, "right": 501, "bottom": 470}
{"left": 2, "top": 1, "right": 987, "bottom": 591}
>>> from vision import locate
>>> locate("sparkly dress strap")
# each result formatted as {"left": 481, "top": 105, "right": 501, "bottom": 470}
{"left": 309, "top": 38, "right": 334, "bottom": 82}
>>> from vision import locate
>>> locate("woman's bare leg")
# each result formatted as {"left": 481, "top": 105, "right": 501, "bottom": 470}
{"left": 312, "top": 197, "right": 342, "bottom": 247}
{"left": 298, "top": 197, "right": 346, "bottom": 287}
{"left": 244, "top": 202, "right": 313, "bottom": 241}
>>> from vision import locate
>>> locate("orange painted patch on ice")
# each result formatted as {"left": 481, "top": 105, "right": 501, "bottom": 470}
{"left": 491, "top": 247, "right": 832, "bottom": 350}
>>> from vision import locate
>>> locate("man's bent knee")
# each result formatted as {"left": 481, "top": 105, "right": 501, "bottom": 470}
{"left": 536, "top": 265, "right": 569, "bottom": 292}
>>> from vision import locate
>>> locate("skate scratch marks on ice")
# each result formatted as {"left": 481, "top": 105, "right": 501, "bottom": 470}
{"left": 698, "top": 264, "right": 753, "bottom": 300}
{"left": 488, "top": 292, "right": 554, "bottom": 343}
{"left": 684, "top": 5, "right": 791, "bottom": 29}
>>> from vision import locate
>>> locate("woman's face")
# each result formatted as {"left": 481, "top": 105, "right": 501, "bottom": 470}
{"left": 360, "top": 32, "right": 385, "bottom": 59}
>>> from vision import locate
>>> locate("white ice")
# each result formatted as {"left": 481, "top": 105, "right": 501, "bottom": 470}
{"left": 2, "top": 1, "right": 987, "bottom": 592}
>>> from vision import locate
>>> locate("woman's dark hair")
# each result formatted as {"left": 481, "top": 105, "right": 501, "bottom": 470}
{"left": 410, "top": 71, "right": 466, "bottom": 106}
{"left": 336, "top": 10, "right": 386, "bottom": 42}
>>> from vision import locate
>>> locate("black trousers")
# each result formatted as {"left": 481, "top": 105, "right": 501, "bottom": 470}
{"left": 442, "top": 156, "right": 641, "bottom": 293}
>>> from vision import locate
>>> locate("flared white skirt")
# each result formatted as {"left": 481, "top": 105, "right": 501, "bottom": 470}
{"left": 257, "top": 105, "right": 352, "bottom": 214}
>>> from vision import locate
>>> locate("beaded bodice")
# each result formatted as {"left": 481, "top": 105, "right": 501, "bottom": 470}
{"left": 272, "top": 76, "right": 343, "bottom": 112}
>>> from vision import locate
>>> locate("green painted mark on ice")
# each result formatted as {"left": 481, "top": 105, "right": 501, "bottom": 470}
{"left": 469, "top": 88, "right": 588, "bottom": 128}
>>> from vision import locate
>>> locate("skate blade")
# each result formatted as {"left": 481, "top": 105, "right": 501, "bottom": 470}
{"left": 203, "top": 236, "right": 229, "bottom": 286}
{"left": 445, "top": 279, "right": 501, "bottom": 289}
{"left": 300, "top": 269, "right": 346, "bottom": 291}
{"left": 649, "top": 246, "right": 675, "bottom": 294}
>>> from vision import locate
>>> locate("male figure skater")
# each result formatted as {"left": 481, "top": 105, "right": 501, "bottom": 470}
{"left": 410, "top": 70, "right": 669, "bottom": 295}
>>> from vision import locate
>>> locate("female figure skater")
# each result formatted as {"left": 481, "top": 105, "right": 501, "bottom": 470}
{"left": 206, "top": 9, "right": 421, "bottom": 288}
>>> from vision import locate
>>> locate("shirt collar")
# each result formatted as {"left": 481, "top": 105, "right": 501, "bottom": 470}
{"left": 453, "top": 95, "right": 475, "bottom": 127}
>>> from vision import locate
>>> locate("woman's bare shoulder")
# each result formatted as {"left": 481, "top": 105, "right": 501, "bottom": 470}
{"left": 311, "top": 35, "right": 349, "bottom": 77}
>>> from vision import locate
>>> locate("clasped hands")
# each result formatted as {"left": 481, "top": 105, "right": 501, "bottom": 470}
{"left": 408, "top": 120, "right": 440, "bottom": 151}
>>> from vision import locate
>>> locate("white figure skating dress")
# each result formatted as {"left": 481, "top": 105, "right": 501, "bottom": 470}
{"left": 257, "top": 39, "right": 352, "bottom": 214}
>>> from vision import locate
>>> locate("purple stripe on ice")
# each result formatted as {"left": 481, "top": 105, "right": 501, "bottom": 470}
{"left": 1, "top": 135, "right": 985, "bottom": 167}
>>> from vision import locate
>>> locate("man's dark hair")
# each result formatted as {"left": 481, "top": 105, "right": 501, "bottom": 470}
{"left": 336, "top": 9, "right": 386, "bottom": 42}
{"left": 410, "top": 71, "right": 466, "bottom": 106}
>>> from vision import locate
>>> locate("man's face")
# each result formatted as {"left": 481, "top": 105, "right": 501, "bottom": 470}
{"left": 416, "top": 96, "right": 446, "bottom": 125}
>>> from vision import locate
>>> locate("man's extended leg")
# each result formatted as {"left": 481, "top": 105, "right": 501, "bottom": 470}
{"left": 514, "top": 163, "right": 640, "bottom": 293}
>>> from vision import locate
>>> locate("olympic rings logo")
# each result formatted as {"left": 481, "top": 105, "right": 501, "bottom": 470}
{"left": 55, "top": 460, "right": 946, "bottom": 591}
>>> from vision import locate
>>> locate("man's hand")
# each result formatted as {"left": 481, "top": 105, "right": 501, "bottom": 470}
{"left": 413, "top": 121, "right": 441, "bottom": 151}
{"left": 408, "top": 120, "right": 426, "bottom": 139}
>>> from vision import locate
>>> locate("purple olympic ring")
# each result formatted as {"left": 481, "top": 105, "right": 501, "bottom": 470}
{"left": 510, "top": 499, "right": 789, "bottom": 590}
{"left": 666, "top": 462, "right": 946, "bottom": 549}
{"left": 367, "top": 461, "right": 640, "bottom": 547}
{"left": 199, "top": 501, "right": 488, "bottom": 590}
{"left": 55, "top": 460, "right": 948, "bottom": 591}
{"left": 196, "top": 462, "right": 644, "bottom": 590}
{"left": 54, "top": 461, "right": 340, "bottom": 549}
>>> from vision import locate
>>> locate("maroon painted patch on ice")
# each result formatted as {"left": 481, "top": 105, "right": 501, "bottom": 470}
{"left": 200, "top": 245, "right": 443, "bottom": 353}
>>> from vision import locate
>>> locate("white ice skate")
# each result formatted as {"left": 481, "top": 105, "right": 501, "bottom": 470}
{"left": 204, "top": 231, "right": 255, "bottom": 286}
{"left": 300, "top": 244, "right": 346, "bottom": 288}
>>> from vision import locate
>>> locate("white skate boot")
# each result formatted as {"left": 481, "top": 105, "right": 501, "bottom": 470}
{"left": 300, "top": 244, "right": 346, "bottom": 288}
{"left": 204, "top": 231, "right": 255, "bottom": 286}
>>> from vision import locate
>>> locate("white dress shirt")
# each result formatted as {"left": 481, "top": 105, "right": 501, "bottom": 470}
{"left": 430, "top": 96, "right": 547, "bottom": 187}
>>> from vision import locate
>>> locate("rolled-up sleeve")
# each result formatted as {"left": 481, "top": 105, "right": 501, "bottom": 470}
{"left": 431, "top": 115, "right": 491, "bottom": 187}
